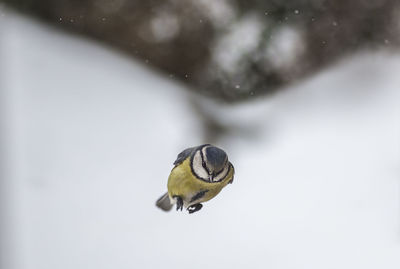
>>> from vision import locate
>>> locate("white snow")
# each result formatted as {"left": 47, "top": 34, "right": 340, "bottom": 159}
{"left": 265, "top": 26, "right": 305, "bottom": 71}
{"left": 193, "top": 0, "right": 236, "bottom": 28}
{"left": 150, "top": 12, "right": 180, "bottom": 43}
{"left": 212, "top": 14, "right": 264, "bottom": 74}
{"left": 1, "top": 10, "right": 399, "bottom": 269}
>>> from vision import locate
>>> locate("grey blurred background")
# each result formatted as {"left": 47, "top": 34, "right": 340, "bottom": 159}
{"left": 0, "top": 1, "right": 400, "bottom": 269}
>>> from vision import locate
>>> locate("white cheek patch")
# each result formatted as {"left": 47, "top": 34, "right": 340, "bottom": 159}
{"left": 201, "top": 146, "right": 209, "bottom": 162}
{"left": 192, "top": 151, "right": 209, "bottom": 180}
{"left": 212, "top": 165, "right": 229, "bottom": 182}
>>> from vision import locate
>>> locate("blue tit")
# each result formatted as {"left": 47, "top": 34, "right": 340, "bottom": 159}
{"left": 156, "top": 144, "right": 235, "bottom": 214}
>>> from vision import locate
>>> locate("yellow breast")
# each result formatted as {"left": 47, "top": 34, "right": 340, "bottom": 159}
{"left": 167, "top": 158, "right": 234, "bottom": 207}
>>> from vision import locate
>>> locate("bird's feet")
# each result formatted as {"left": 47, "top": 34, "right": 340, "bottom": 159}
{"left": 174, "top": 196, "right": 183, "bottom": 211}
{"left": 187, "top": 203, "right": 203, "bottom": 214}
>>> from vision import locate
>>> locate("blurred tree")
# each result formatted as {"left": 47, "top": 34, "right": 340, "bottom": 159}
{"left": 2, "top": 0, "right": 399, "bottom": 102}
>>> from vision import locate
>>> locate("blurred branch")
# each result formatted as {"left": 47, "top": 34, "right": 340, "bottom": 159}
{"left": 2, "top": 0, "right": 399, "bottom": 102}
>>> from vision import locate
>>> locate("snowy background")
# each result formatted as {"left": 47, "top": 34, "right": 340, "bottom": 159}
{"left": 1, "top": 10, "right": 400, "bottom": 269}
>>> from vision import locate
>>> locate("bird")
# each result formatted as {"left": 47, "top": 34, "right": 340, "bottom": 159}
{"left": 156, "top": 144, "right": 235, "bottom": 214}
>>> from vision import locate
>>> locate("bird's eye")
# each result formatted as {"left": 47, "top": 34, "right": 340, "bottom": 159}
{"left": 202, "top": 159, "right": 209, "bottom": 173}
{"left": 200, "top": 148, "right": 213, "bottom": 175}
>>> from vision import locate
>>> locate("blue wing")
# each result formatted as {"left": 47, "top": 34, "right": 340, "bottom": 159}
{"left": 173, "top": 147, "right": 196, "bottom": 166}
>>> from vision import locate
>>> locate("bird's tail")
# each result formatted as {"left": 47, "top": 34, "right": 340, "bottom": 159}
{"left": 156, "top": 192, "right": 173, "bottom": 211}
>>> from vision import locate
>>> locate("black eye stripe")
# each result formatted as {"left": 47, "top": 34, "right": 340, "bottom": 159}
{"left": 215, "top": 164, "right": 231, "bottom": 182}
{"left": 199, "top": 149, "right": 211, "bottom": 174}
{"left": 214, "top": 167, "right": 225, "bottom": 176}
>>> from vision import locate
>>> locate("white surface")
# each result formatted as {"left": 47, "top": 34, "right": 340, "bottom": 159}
{"left": 1, "top": 10, "right": 399, "bottom": 269}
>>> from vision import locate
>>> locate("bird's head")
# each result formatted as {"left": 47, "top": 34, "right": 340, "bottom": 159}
{"left": 191, "top": 145, "right": 230, "bottom": 182}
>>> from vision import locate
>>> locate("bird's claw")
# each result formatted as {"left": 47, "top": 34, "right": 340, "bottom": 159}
{"left": 174, "top": 196, "right": 183, "bottom": 211}
{"left": 187, "top": 203, "right": 203, "bottom": 214}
